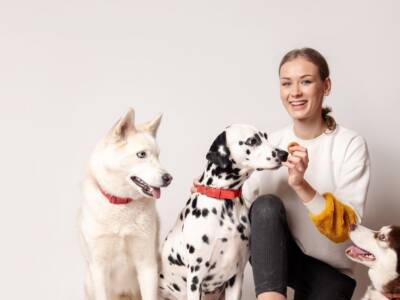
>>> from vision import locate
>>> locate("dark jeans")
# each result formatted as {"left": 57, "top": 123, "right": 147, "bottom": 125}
{"left": 249, "top": 194, "right": 356, "bottom": 300}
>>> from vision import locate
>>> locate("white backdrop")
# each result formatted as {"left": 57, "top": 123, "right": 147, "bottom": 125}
{"left": 0, "top": 0, "right": 399, "bottom": 299}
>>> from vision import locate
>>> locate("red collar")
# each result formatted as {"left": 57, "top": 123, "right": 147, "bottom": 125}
{"left": 194, "top": 184, "right": 241, "bottom": 200}
{"left": 97, "top": 184, "right": 133, "bottom": 205}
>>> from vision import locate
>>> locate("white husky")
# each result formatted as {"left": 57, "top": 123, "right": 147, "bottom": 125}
{"left": 78, "top": 108, "right": 172, "bottom": 300}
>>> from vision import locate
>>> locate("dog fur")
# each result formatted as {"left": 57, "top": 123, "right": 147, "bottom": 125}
{"left": 346, "top": 224, "right": 400, "bottom": 300}
{"left": 78, "top": 108, "right": 172, "bottom": 300}
{"left": 159, "top": 124, "right": 288, "bottom": 300}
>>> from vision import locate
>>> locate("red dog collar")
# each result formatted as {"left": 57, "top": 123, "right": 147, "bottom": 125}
{"left": 98, "top": 184, "right": 133, "bottom": 205}
{"left": 194, "top": 184, "right": 241, "bottom": 200}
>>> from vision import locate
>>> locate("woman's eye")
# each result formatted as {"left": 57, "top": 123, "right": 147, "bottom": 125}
{"left": 281, "top": 82, "right": 291, "bottom": 87}
{"left": 137, "top": 151, "right": 147, "bottom": 159}
{"left": 301, "top": 80, "right": 312, "bottom": 85}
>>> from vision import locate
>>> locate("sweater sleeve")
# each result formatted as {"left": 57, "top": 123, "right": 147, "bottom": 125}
{"left": 305, "top": 135, "right": 371, "bottom": 243}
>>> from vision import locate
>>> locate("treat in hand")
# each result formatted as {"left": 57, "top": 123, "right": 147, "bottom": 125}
{"left": 287, "top": 141, "right": 299, "bottom": 154}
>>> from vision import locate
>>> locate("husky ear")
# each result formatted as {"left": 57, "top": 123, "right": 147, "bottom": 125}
{"left": 140, "top": 113, "right": 162, "bottom": 137}
{"left": 206, "top": 131, "right": 231, "bottom": 169}
{"left": 111, "top": 108, "right": 136, "bottom": 140}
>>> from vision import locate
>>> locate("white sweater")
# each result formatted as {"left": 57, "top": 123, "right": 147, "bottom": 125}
{"left": 242, "top": 124, "right": 370, "bottom": 275}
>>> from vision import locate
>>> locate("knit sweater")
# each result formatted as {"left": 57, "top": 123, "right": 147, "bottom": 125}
{"left": 242, "top": 124, "right": 370, "bottom": 276}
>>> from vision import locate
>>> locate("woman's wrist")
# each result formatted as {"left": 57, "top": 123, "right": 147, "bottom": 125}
{"left": 291, "top": 180, "right": 316, "bottom": 203}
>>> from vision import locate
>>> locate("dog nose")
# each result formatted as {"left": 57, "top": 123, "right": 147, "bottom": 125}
{"left": 162, "top": 173, "right": 173, "bottom": 186}
{"left": 276, "top": 149, "right": 288, "bottom": 162}
{"left": 349, "top": 223, "right": 357, "bottom": 231}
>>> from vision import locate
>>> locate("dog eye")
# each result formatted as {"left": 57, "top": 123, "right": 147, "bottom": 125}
{"left": 378, "top": 234, "right": 387, "bottom": 241}
{"left": 245, "top": 137, "right": 258, "bottom": 146}
{"left": 136, "top": 151, "right": 147, "bottom": 159}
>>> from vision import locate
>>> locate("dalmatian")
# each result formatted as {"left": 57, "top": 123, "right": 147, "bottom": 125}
{"left": 159, "top": 124, "right": 288, "bottom": 300}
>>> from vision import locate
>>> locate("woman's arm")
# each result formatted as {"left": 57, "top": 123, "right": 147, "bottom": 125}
{"left": 285, "top": 137, "right": 370, "bottom": 243}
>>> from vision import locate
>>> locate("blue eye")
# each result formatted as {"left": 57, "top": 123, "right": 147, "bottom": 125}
{"left": 137, "top": 151, "right": 147, "bottom": 159}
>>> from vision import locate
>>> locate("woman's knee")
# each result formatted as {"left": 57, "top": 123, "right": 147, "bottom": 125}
{"left": 249, "top": 194, "right": 286, "bottom": 223}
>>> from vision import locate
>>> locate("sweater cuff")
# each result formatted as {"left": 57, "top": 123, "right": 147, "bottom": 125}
{"left": 304, "top": 192, "right": 326, "bottom": 215}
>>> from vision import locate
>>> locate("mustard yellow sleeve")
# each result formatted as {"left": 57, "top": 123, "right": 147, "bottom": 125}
{"left": 309, "top": 193, "right": 357, "bottom": 243}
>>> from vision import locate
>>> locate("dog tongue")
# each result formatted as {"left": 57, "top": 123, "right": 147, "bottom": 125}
{"left": 347, "top": 245, "right": 369, "bottom": 256}
{"left": 152, "top": 188, "right": 161, "bottom": 199}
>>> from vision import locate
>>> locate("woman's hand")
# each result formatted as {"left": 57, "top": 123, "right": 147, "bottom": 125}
{"left": 284, "top": 144, "right": 309, "bottom": 188}
{"left": 283, "top": 144, "right": 316, "bottom": 203}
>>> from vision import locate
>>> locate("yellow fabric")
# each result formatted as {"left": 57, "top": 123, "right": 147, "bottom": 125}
{"left": 309, "top": 193, "right": 357, "bottom": 243}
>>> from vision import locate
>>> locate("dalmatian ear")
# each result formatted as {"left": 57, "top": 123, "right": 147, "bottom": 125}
{"left": 206, "top": 131, "right": 231, "bottom": 169}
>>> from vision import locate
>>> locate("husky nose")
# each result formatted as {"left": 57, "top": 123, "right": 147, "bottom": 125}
{"left": 349, "top": 223, "right": 357, "bottom": 231}
{"left": 162, "top": 173, "right": 173, "bottom": 186}
{"left": 276, "top": 149, "right": 288, "bottom": 162}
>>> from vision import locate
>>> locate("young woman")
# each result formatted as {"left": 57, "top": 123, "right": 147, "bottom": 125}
{"left": 243, "top": 48, "right": 370, "bottom": 300}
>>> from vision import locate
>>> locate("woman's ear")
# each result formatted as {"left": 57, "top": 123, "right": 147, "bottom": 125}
{"left": 324, "top": 77, "right": 332, "bottom": 96}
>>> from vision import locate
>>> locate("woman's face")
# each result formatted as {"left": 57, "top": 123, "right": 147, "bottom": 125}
{"left": 279, "top": 57, "right": 330, "bottom": 122}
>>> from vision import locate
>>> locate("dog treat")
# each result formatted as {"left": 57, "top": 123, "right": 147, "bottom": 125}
{"left": 287, "top": 141, "right": 299, "bottom": 153}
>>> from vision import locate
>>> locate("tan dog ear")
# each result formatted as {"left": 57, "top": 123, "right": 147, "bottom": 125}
{"left": 140, "top": 113, "right": 162, "bottom": 137}
{"left": 111, "top": 108, "right": 136, "bottom": 140}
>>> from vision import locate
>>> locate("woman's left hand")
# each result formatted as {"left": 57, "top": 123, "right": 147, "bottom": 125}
{"left": 283, "top": 144, "right": 309, "bottom": 189}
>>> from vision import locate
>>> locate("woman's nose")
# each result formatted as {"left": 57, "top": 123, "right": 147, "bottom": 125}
{"left": 291, "top": 84, "right": 302, "bottom": 97}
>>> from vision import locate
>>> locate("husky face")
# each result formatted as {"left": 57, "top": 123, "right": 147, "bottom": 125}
{"left": 222, "top": 124, "right": 288, "bottom": 171}
{"left": 346, "top": 224, "right": 400, "bottom": 292}
{"left": 90, "top": 108, "right": 172, "bottom": 200}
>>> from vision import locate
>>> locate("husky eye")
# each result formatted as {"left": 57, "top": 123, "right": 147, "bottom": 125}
{"left": 136, "top": 151, "right": 147, "bottom": 159}
{"left": 377, "top": 234, "right": 387, "bottom": 242}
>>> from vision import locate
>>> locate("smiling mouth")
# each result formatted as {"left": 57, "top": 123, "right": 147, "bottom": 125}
{"left": 289, "top": 100, "right": 308, "bottom": 108}
{"left": 130, "top": 176, "right": 161, "bottom": 199}
{"left": 345, "top": 245, "right": 376, "bottom": 262}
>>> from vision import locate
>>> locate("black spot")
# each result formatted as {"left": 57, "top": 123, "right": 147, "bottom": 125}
{"left": 186, "top": 198, "right": 191, "bottom": 206}
{"left": 192, "top": 276, "right": 199, "bottom": 284}
{"left": 191, "top": 284, "right": 197, "bottom": 291}
{"left": 246, "top": 149, "right": 250, "bottom": 155}
{"left": 189, "top": 246, "right": 195, "bottom": 254}
{"left": 205, "top": 261, "right": 210, "bottom": 267}
{"left": 239, "top": 141, "right": 243, "bottom": 145}
{"left": 160, "top": 273, "right": 164, "bottom": 279}
{"left": 202, "top": 208, "right": 209, "bottom": 217}
{"left": 192, "top": 209, "right": 201, "bottom": 218}
{"left": 222, "top": 238, "right": 228, "bottom": 242}
{"left": 237, "top": 224, "right": 245, "bottom": 234}
{"left": 220, "top": 220, "right": 224, "bottom": 226}
{"left": 185, "top": 208, "right": 190, "bottom": 218}
{"left": 196, "top": 257, "right": 203, "bottom": 263}
{"left": 224, "top": 200, "right": 234, "bottom": 211}
{"left": 204, "top": 275, "right": 214, "bottom": 281}
{"left": 212, "top": 208, "right": 217, "bottom": 214}
{"left": 241, "top": 234, "right": 249, "bottom": 241}
{"left": 192, "top": 196, "right": 198, "bottom": 209}
{"left": 228, "top": 275, "right": 236, "bottom": 287}
{"left": 206, "top": 177, "right": 213, "bottom": 185}
{"left": 241, "top": 216, "right": 248, "bottom": 223}
{"left": 210, "top": 262, "right": 216, "bottom": 270}
{"left": 172, "top": 283, "right": 180, "bottom": 291}
{"left": 264, "top": 132, "right": 268, "bottom": 139}
{"left": 179, "top": 213, "right": 183, "bottom": 221}
{"left": 194, "top": 265, "right": 200, "bottom": 271}
{"left": 182, "top": 276, "right": 187, "bottom": 282}
{"left": 202, "top": 234, "right": 209, "bottom": 244}
{"left": 206, "top": 162, "right": 212, "bottom": 171}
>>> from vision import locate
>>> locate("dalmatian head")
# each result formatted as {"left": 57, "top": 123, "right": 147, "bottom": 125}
{"left": 206, "top": 124, "right": 288, "bottom": 173}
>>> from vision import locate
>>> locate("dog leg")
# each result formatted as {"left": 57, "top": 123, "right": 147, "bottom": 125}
{"left": 136, "top": 259, "right": 158, "bottom": 300}
{"left": 89, "top": 263, "right": 111, "bottom": 300}
{"left": 224, "top": 273, "right": 243, "bottom": 300}
{"left": 186, "top": 273, "right": 202, "bottom": 300}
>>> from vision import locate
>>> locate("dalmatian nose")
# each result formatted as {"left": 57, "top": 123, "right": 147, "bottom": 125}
{"left": 162, "top": 173, "right": 173, "bottom": 186}
{"left": 276, "top": 149, "right": 288, "bottom": 162}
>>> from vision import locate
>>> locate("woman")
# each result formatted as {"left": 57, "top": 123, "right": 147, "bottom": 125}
{"left": 243, "top": 48, "right": 370, "bottom": 299}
